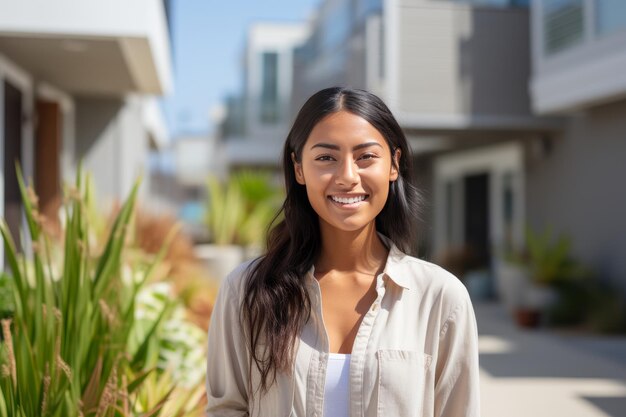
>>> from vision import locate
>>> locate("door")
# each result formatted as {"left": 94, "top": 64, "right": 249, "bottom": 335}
{"left": 3, "top": 80, "right": 23, "bottom": 252}
{"left": 434, "top": 142, "right": 525, "bottom": 278}
{"left": 463, "top": 172, "right": 490, "bottom": 270}
{"left": 35, "top": 100, "right": 62, "bottom": 236}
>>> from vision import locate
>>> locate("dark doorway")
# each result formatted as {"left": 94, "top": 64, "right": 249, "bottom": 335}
{"left": 3, "top": 80, "right": 23, "bottom": 253}
{"left": 463, "top": 172, "right": 490, "bottom": 269}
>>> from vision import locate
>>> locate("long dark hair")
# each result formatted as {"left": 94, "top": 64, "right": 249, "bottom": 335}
{"left": 241, "top": 87, "right": 420, "bottom": 395}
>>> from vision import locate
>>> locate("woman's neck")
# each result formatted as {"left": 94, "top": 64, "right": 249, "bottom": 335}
{"left": 316, "top": 221, "right": 388, "bottom": 275}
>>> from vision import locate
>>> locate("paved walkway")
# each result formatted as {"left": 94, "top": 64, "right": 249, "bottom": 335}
{"left": 476, "top": 302, "right": 626, "bottom": 417}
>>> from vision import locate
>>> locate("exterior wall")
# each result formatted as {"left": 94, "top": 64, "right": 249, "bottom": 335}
{"left": 526, "top": 98, "right": 626, "bottom": 292}
{"left": 530, "top": 0, "right": 626, "bottom": 114}
{"left": 75, "top": 96, "right": 149, "bottom": 207}
{"left": 391, "top": 0, "right": 532, "bottom": 122}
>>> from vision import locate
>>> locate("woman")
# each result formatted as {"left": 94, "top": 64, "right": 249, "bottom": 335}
{"left": 206, "top": 87, "right": 480, "bottom": 417}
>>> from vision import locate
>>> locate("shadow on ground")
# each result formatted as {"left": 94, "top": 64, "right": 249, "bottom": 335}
{"left": 476, "top": 302, "right": 626, "bottom": 380}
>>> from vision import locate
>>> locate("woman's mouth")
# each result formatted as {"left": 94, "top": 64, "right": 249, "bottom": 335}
{"left": 328, "top": 194, "right": 369, "bottom": 207}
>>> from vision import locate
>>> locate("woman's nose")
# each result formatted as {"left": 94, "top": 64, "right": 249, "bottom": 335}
{"left": 335, "top": 158, "right": 359, "bottom": 186}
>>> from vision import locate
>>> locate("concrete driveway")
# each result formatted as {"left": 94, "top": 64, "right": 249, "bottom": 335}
{"left": 476, "top": 302, "right": 626, "bottom": 417}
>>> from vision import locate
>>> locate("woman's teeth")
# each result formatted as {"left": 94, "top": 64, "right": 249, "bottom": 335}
{"left": 330, "top": 195, "right": 367, "bottom": 204}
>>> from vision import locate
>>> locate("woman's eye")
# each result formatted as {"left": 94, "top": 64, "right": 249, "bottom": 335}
{"left": 359, "top": 153, "right": 377, "bottom": 160}
{"left": 315, "top": 155, "right": 335, "bottom": 161}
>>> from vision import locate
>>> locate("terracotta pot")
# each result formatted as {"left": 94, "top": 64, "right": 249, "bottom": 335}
{"left": 515, "top": 308, "right": 541, "bottom": 328}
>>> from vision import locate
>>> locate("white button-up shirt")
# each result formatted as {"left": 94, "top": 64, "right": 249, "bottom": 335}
{"left": 206, "top": 240, "right": 480, "bottom": 417}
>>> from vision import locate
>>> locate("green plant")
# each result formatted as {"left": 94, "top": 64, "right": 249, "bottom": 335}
{"left": 546, "top": 279, "right": 590, "bottom": 326}
{"left": 508, "top": 226, "right": 589, "bottom": 286}
{"left": 130, "top": 282, "right": 207, "bottom": 415}
{"left": 585, "top": 284, "right": 626, "bottom": 333}
{"left": 547, "top": 278, "right": 626, "bottom": 333}
{"left": 205, "top": 171, "right": 283, "bottom": 246}
{"left": 0, "top": 165, "right": 201, "bottom": 416}
{"left": 0, "top": 274, "right": 13, "bottom": 321}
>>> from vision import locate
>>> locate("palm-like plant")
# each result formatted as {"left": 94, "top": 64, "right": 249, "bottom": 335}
{"left": 205, "top": 171, "right": 283, "bottom": 247}
{"left": 508, "top": 226, "right": 589, "bottom": 286}
{"left": 0, "top": 165, "right": 201, "bottom": 416}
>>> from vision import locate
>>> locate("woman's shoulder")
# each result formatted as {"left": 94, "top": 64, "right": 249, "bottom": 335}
{"left": 223, "top": 258, "right": 261, "bottom": 295}
{"left": 390, "top": 251, "right": 471, "bottom": 307}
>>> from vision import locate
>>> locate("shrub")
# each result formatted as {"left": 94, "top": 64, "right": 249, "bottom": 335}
{"left": 0, "top": 166, "right": 205, "bottom": 416}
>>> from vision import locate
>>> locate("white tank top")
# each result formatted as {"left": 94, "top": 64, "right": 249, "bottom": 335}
{"left": 324, "top": 353, "right": 351, "bottom": 417}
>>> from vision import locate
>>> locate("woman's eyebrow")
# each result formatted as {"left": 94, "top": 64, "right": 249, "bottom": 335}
{"left": 310, "top": 142, "right": 383, "bottom": 151}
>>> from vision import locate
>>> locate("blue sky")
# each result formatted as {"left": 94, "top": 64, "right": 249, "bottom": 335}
{"left": 162, "top": 0, "right": 319, "bottom": 137}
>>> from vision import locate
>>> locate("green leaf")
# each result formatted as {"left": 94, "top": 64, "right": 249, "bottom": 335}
{"left": 93, "top": 180, "right": 140, "bottom": 298}
{"left": 131, "top": 301, "right": 173, "bottom": 370}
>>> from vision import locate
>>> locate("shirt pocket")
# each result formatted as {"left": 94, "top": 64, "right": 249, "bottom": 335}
{"left": 376, "top": 349, "right": 433, "bottom": 417}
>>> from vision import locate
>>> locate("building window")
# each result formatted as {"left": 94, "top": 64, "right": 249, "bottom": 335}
{"left": 260, "top": 52, "right": 279, "bottom": 124}
{"left": 596, "top": 0, "right": 626, "bottom": 36}
{"left": 543, "top": 0, "right": 585, "bottom": 54}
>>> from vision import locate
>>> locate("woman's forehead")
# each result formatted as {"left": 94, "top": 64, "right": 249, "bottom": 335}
{"left": 304, "top": 111, "right": 388, "bottom": 149}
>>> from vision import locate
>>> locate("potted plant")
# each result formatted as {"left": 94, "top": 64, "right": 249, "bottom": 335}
{"left": 506, "top": 227, "right": 588, "bottom": 328}
{"left": 195, "top": 171, "right": 283, "bottom": 282}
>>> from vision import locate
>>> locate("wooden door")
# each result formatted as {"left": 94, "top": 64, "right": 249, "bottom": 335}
{"left": 35, "top": 100, "right": 62, "bottom": 237}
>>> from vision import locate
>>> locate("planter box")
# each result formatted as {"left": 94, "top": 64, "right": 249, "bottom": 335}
{"left": 194, "top": 244, "right": 245, "bottom": 283}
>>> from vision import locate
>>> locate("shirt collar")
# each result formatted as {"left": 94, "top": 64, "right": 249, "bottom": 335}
{"left": 378, "top": 233, "right": 413, "bottom": 291}
{"left": 305, "top": 233, "right": 413, "bottom": 291}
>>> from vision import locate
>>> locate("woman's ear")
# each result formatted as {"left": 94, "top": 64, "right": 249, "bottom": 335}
{"left": 292, "top": 152, "right": 306, "bottom": 185}
{"left": 390, "top": 147, "right": 401, "bottom": 181}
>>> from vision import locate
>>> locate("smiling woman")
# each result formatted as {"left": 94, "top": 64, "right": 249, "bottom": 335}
{"left": 205, "top": 87, "right": 480, "bottom": 417}
{"left": 292, "top": 110, "right": 400, "bottom": 233}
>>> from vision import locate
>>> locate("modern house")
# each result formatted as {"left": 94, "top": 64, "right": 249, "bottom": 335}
{"left": 527, "top": 0, "right": 626, "bottom": 293}
{"left": 0, "top": 0, "right": 172, "bottom": 264}
{"left": 221, "top": 22, "right": 310, "bottom": 167}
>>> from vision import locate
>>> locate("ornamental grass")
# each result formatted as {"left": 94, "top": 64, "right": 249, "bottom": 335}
{"left": 0, "top": 165, "right": 206, "bottom": 416}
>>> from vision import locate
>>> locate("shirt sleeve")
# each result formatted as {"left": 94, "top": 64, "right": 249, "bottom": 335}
{"left": 434, "top": 285, "right": 481, "bottom": 417}
{"left": 205, "top": 270, "right": 250, "bottom": 417}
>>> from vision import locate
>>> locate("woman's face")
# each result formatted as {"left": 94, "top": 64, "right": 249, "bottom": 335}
{"left": 293, "top": 110, "right": 400, "bottom": 233}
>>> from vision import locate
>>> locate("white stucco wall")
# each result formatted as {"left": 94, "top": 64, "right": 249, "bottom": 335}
{"left": 75, "top": 95, "right": 149, "bottom": 208}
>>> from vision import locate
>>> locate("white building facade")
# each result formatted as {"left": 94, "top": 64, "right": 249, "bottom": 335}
{"left": 222, "top": 22, "right": 310, "bottom": 167}
{"left": 0, "top": 0, "right": 173, "bottom": 265}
